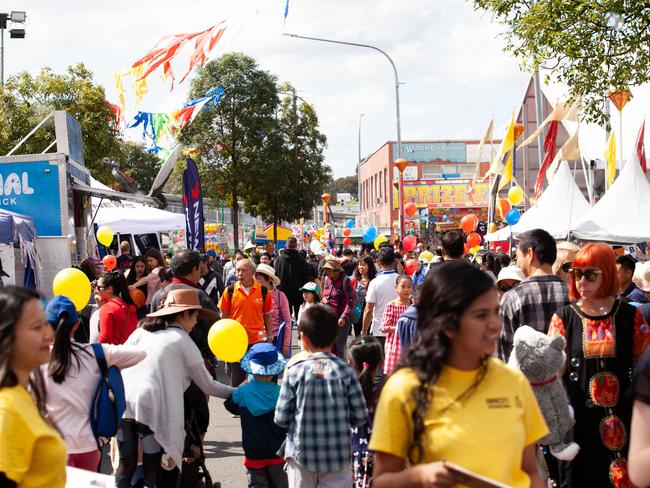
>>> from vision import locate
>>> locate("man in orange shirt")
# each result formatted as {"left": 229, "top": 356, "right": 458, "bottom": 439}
{"left": 218, "top": 259, "right": 274, "bottom": 386}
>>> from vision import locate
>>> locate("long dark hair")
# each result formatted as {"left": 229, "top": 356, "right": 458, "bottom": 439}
{"left": 399, "top": 261, "right": 495, "bottom": 464}
{"left": 348, "top": 335, "right": 383, "bottom": 408}
{"left": 103, "top": 271, "right": 134, "bottom": 305}
{"left": 138, "top": 310, "right": 195, "bottom": 333}
{"left": 354, "top": 255, "right": 377, "bottom": 282}
{"left": 48, "top": 312, "right": 90, "bottom": 384}
{"left": 144, "top": 248, "right": 165, "bottom": 269}
{"left": 0, "top": 287, "right": 49, "bottom": 417}
{"left": 127, "top": 256, "right": 149, "bottom": 285}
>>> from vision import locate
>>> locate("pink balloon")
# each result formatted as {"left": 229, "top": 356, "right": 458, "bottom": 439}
{"left": 403, "top": 235, "right": 417, "bottom": 252}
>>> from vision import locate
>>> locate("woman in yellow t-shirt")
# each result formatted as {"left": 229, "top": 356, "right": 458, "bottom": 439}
{"left": 370, "top": 261, "right": 549, "bottom": 488}
{"left": 0, "top": 286, "right": 67, "bottom": 488}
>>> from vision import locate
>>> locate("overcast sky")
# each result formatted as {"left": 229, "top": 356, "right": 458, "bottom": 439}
{"left": 8, "top": 0, "right": 649, "bottom": 177}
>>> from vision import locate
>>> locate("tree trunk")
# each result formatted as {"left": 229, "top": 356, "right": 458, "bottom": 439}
{"left": 273, "top": 218, "right": 278, "bottom": 248}
{"left": 232, "top": 199, "right": 239, "bottom": 250}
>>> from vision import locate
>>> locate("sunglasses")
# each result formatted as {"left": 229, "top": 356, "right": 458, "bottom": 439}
{"left": 498, "top": 284, "right": 514, "bottom": 293}
{"left": 560, "top": 261, "right": 572, "bottom": 273}
{"left": 571, "top": 267, "right": 603, "bottom": 282}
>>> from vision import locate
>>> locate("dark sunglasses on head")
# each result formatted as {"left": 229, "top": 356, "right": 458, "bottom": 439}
{"left": 560, "top": 261, "right": 572, "bottom": 273}
{"left": 571, "top": 267, "right": 602, "bottom": 282}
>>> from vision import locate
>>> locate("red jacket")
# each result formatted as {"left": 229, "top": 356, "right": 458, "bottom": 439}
{"left": 98, "top": 298, "right": 137, "bottom": 345}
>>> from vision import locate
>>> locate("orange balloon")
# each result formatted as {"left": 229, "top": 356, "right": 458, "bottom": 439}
{"left": 343, "top": 228, "right": 351, "bottom": 237}
{"left": 102, "top": 255, "right": 117, "bottom": 271}
{"left": 496, "top": 199, "right": 511, "bottom": 220}
{"left": 404, "top": 202, "right": 417, "bottom": 217}
{"left": 460, "top": 214, "right": 479, "bottom": 233}
{"left": 466, "top": 232, "right": 481, "bottom": 248}
{"left": 130, "top": 288, "right": 146, "bottom": 308}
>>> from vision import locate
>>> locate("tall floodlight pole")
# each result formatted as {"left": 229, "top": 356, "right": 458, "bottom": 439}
{"left": 283, "top": 33, "right": 404, "bottom": 238}
{"left": 0, "top": 11, "right": 27, "bottom": 85}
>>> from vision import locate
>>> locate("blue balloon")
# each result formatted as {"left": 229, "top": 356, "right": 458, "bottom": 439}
{"left": 362, "top": 226, "right": 378, "bottom": 243}
{"left": 345, "top": 219, "right": 355, "bottom": 229}
{"left": 505, "top": 208, "right": 521, "bottom": 226}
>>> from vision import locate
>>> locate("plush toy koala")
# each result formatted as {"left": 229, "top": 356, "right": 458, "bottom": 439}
{"left": 508, "top": 325, "right": 580, "bottom": 461}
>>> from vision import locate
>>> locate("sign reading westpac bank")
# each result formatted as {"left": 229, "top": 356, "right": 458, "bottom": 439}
{"left": 0, "top": 160, "right": 62, "bottom": 235}
{"left": 393, "top": 142, "right": 467, "bottom": 163}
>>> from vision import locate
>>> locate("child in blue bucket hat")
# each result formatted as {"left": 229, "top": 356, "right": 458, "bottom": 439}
{"left": 224, "top": 342, "right": 288, "bottom": 487}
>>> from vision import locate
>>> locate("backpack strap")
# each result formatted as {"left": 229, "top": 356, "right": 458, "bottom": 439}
{"left": 91, "top": 343, "right": 108, "bottom": 377}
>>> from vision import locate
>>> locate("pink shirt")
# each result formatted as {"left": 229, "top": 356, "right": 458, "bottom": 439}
{"left": 43, "top": 343, "right": 146, "bottom": 453}
{"left": 145, "top": 267, "right": 163, "bottom": 305}
{"left": 271, "top": 288, "right": 291, "bottom": 352}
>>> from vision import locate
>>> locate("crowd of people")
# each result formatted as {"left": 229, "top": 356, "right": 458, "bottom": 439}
{"left": 2, "top": 229, "right": 650, "bottom": 488}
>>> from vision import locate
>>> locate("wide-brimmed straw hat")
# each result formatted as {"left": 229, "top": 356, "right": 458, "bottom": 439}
{"left": 633, "top": 261, "right": 650, "bottom": 292}
{"left": 255, "top": 263, "right": 281, "bottom": 287}
{"left": 147, "top": 288, "right": 218, "bottom": 320}
{"left": 240, "top": 342, "right": 287, "bottom": 376}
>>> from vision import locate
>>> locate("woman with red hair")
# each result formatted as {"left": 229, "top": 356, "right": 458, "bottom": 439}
{"left": 548, "top": 243, "right": 650, "bottom": 488}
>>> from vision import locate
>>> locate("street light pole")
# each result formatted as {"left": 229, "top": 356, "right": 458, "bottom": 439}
{"left": 357, "top": 113, "right": 364, "bottom": 215}
{"left": 283, "top": 33, "right": 404, "bottom": 237}
{"left": 0, "top": 11, "right": 27, "bottom": 86}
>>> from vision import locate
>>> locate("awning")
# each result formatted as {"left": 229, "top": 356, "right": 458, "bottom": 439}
{"left": 72, "top": 184, "right": 160, "bottom": 207}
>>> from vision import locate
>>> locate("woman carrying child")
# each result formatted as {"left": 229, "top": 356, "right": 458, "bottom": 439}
{"left": 380, "top": 275, "right": 412, "bottom": 375}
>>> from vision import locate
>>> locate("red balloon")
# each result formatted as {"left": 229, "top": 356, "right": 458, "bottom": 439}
{"left": 496, "top": 199, "right": 511, "bottom": 220}
{"left": 130, "top": 288, "right": 145, "bottom": 308}
{"left": 343, "top": 237, "right": 352, "bottom": 247}
{"left": 466, "top": 232, "right": 481, "bottom": 248}
{"left": 464, "top": 243, "right": 470, "bottom": 255}
{"left": 460, "top": 214, "right": 479, "bottom": 233}
{"left": 404, "top": 202, "right": 417, "bottom": 217}
{"left": 102, "top": 255, "right": 117, "bottom": 271}
{"left": 343, "top": 228, "right": 351, "bottom": 237}
{"left": 404, "top": 258, "right": 418, "bottom": 275}
{"left": 403, "top": 235, "right": 417, "bottom": 252}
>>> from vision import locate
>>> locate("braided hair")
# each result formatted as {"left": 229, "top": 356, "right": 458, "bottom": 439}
{"left": 397, "top": 261, "right": 495, "bottom": 464}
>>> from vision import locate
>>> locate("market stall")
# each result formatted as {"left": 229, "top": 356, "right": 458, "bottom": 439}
{"left": 485, "top": 162, "right": 591, "bottom": 241}
{"left": 0, "top": 208, "right": 37, "bottom": 288}
{"left": 571, "top": 157, "right": 650, "bottom": 243}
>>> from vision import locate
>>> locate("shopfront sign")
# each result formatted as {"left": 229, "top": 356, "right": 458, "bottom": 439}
{"left": 0, "top": 160, "right": 62, "bottom": 235}
{"left": 394, "top": 142, "right": 467, "bottom": 163}
{"left": 394, "top": 180, "right": 489, "bottom": 208}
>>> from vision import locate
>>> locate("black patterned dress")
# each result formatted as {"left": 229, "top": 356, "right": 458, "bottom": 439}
{"left": 549, "top": 299, "right": 650, "bottom": 488}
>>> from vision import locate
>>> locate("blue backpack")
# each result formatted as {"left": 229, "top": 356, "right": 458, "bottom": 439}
{"left": 90, "top": 344, "right": 126, "bottom": 443}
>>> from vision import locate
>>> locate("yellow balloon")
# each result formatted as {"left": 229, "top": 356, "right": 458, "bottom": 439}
{"left": 488, "top": 222, "right": 498, "bottom": 234}
{"left": 374, "top": 235, "right": 388, "bottom": 250}
{"left": 96, "top": 225, "right": 114, "bottom": 247}
{"left": 507, "top": 186, "right": 524, "bottom": 205}
{"left": 419, "top": 250, "right": 434, "bottom": 263}
{"left": 52, "top": 268, "right": 92, "bottom": 311}
{"left": 470, "top": 245, "right": 482, "bottom": 255}
{"left": 207, "top": 319, "right": 248, "bottom": 362}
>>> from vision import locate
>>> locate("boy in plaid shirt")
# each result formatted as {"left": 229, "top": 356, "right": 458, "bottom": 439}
{"left": 275, "top": 304, "right": 367, "bottom": 487}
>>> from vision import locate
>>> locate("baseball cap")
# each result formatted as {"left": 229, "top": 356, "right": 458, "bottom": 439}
{"left": 299, "top": 282, "right": 321, "bottom": 294}
{"left": 46, "top": 295, "right": 79, "bottom": 327}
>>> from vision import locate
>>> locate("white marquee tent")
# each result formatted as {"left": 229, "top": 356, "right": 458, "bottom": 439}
{"left": 485, "top": 161, "right": 591, "bottom": 241}
{"left": 571, "top": 157, "right": 650, "bottom": 243}
{"left": 95, "top": 206, "right": 185, "bottom": 234}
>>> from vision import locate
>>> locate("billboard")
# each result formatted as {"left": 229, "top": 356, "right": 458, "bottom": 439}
{"left": 394, "top": 142, "right": 467, "bottom": 163}
{"left": 0, "top": 160, "right": 62, "bottom": 235}
{"left": 394, "top": 180, "right": 490, "bottom": 208}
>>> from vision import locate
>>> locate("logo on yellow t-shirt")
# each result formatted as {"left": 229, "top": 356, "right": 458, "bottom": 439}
{"left": 485, "top": 397, "right": 511, "bottom": 409}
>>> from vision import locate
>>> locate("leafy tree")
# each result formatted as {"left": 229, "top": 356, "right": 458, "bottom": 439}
{"left": 473, "top": 0, "right": 650, "bottom": 126}
{"left": 179, "top": 53, "right": 281, "bottom": 248}
{"left": 244, "top": 84, "right": 331, "bottom": 243}
{"left": 114, "top": 141, "right": 163, "bottom": 194}
{"left": 0, "top": 64, "right": 121, "bottom": 181}
{"left": 326, "top": 175, "right": 358, "bottom": 202}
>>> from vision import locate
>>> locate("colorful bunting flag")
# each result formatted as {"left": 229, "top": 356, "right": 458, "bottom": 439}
{"left": 496, "top": 113, "right": 516, "bottom": 191}
{"left": 132, "top": 21, "right": 227, "bottom": 89}
{"left": 534, "top": 120, "right": 559, "bottom": 198}
{"left": 637, "top": 120, "right": 646, "bottom": 173}
{"left": 605, "top": 131, "right": 617, "bottom": 188}
{"left": 284, "top": 0, "right": 290, "bottom": 24}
